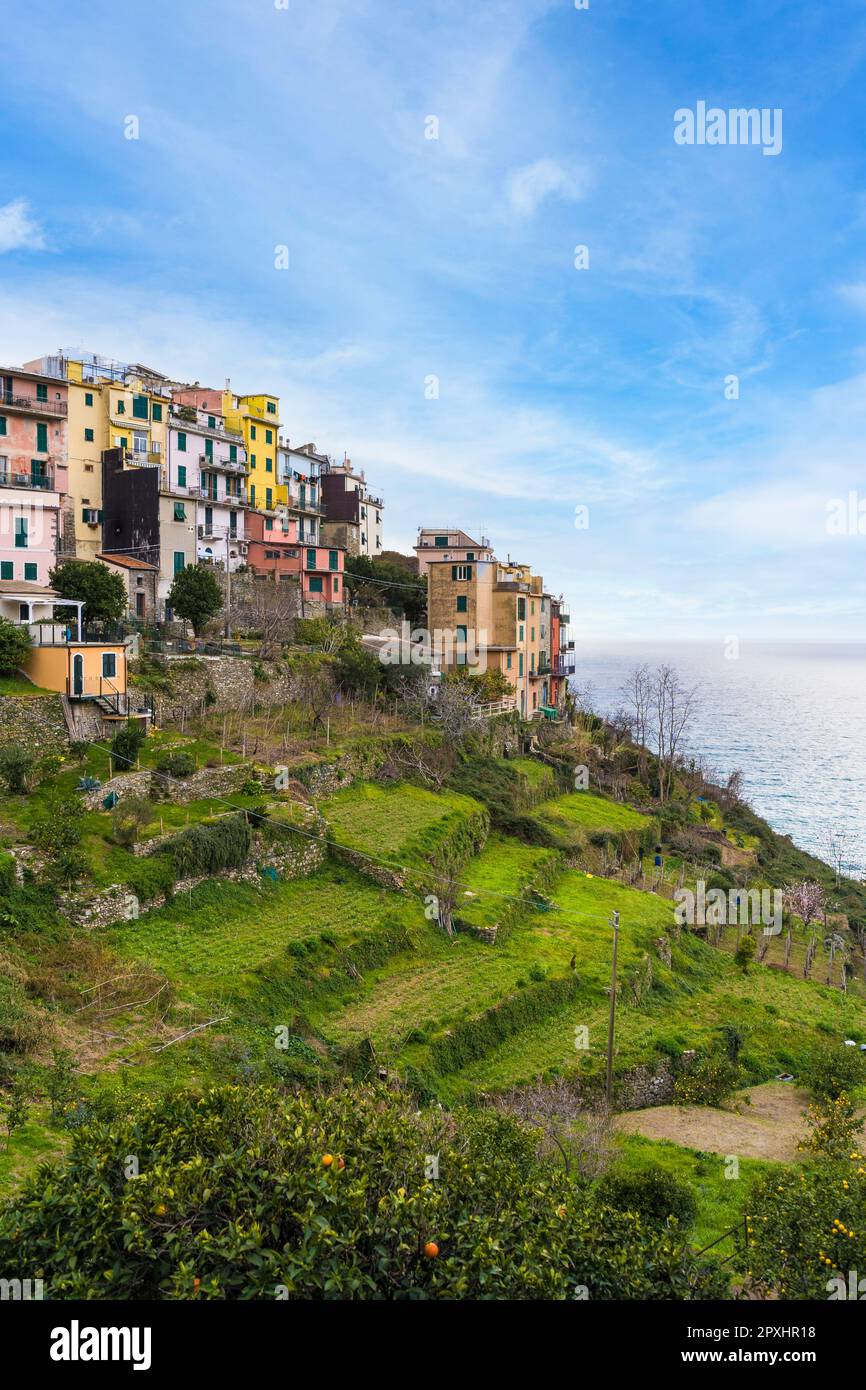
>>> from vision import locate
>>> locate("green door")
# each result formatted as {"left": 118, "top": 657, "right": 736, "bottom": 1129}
{"left": 72, "top": 653, "right": 84, "bottom": 697}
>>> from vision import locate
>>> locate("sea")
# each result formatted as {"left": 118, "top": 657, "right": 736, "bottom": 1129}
{"left": 569, "top": 641, "right": 866, "bottom": 878}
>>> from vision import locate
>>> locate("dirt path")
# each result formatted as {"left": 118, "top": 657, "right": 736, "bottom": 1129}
{"left": 615, "top": 1082, "right": 811, "bottom": 1162}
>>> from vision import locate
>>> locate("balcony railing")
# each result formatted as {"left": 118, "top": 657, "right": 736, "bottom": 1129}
{"left": 199, "top": 453, "right": 246, "bottom": 472}
{"left": 0, "top": 468, "right": 56, "bottom": 490}
{"left": 0, "top": 391, "right": 67, "bottom": 417}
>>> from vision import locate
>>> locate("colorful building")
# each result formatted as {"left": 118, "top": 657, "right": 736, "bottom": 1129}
{"left": 318, "top": 454, "right": 384, "bottom": 557}
{"left": 0, "top": 579, "right": 127, "bottom": 706}
{"left": 245, "top": 509, "right": 345, "bottom": 610}
{"left": 277, "top": 441, "right": 323, "bottom": 545}
{"left": 0, "top": 364, "right": 68, "bottom": 586}
{"left": 414, "top": 527, "right": 493, "bottom": 580}
{"left": 167, "top": 390, "right": 248, "bottom": 570}
{"left": 223, "top": 389, "right": 282, "bottom": 513}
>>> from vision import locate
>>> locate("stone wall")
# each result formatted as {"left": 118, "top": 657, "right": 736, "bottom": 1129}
{"left": 0, "top": 695, "right": 68, "bottom": 755}
{"left": 81, "top": 762, "right": 258, "bottom": 811}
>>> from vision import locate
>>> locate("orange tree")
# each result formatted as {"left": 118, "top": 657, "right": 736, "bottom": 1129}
{"left": 0, "top": 1082, "right": 729, "bottom": 1300}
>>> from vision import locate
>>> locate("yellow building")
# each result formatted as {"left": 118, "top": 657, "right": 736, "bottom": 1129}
{"left": 223, "top": 389, "right": 283, "bottom": 513}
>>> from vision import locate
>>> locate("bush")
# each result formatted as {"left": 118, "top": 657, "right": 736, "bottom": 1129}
{"left": 0, "top": 745, "right": 35, "bottom": 794}
{"left": 803, "top": 1041, "right": 866, "bottom": 1101}
{"left": 734, "top": 935, "right": 756, "bottom": 973}
{"left": 673, "top": 1051, "right": 740, "bottom": 1107}
{"left": 0, "top": 617, "right": 32, "bottom": 673}
{"left": 111, "top": 796, "right": 153, "bottom": 847}
{"left": 157, "top": 814, "right": 251, "bottom": 879}
{"left": 741, "top": 1158, "right": 866, "bottom": 1298}
{"left": 154, "top": 751, "right": 195, "bottom": 780}
{"left": 597, "top": 1165, "right": 697, "bottom": 1230}
{"left": 111, "top": 721, "right": 146, "bottom": 771}
{"left": 0, "top": 1082, "right": 729, "bottom": 1300}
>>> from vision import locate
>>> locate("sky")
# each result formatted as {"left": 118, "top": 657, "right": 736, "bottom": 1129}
{"left": 2, "top": 0, "right": 866, "bottom": 641}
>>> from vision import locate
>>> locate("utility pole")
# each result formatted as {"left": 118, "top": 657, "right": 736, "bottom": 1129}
{"left": 224, "top": 530, "right": 232, "bottom": 638}
{"left": 605, "top": 909, "right": 620, "bottom": 1111}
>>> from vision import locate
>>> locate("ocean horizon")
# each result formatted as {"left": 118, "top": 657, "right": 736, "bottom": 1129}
{"left": 570, "top": 639, "right": 866, "bottom": 878}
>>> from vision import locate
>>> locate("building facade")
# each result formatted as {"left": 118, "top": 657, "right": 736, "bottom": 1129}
{"left": 414, "top": 527, "right": 493, "bottom": 580}
{"left": 166, "top": 393, "right": 248, "bottom": 571}
{"left": 0, "top": 365, "right": 68, "bottom": 587}
{"left": 318, "top": 455, "right": 383, "bottom": 557}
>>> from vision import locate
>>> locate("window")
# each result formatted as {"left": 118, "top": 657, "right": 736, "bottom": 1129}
{"left": 451, "top": 564, "right": 472, "bottom": 581}
{"left": 102, "top": 652, "right": 117, "bottom": 678}
{"left": 265, "top": 457, "right": 272, "bottom": 472}
{"left": 116, "top": 399, "right": 125, "bottom": 414}
{"left": 229, "top": 511, "right": 237, "bottom": 537}
{"left": 334, "top": 577, "right": 339, "bottom": 593}
{"left": 133, "top": 431, "right": 147, "bottom": 454}
{"left": 456, "top": 624, "right": 468, "bottom": 666}
{"left": 151, "top": 403, "right": 163, "bottom": 422}
{"left": 456, "top": 595, "right": 467, "bottom": 613}
{"left": 466, "top": 552, "right": 474, "bottom": 561}
{"left": 517, "top": 597, "right": 526, "bottom": 620}
{"left": 174, "top": 503, "right": 186, "bottom": 521}
{"left": 309, "top": 576, "right": 323, "bottom": 593}
{"left": 265, "top": 429, "right": 273, "bottom": 445}
{"left": 118, "top": 436, "right": 128, "bottom": 450}
{"left": 15, "top": 518, "right": 27, "bottom": 548}
{"left": 24, "top": 562, "right": 37, "bottom": 581}
{"left": 19, "top": 602, "right": 29, "bottom": 622}
{"left": 208, "top": 415, "right": 216, "bottom": 430}
{"left": 250, "top": 485, "right": 256, "bottom": 506}
{"left": 173, "top": 551, "right": 185, "bottom": 575}
{"left": 434, "top": 535, "right": 448, "bottom": 547}
{"left": 306, "top": 547, "right": 317, "bottom": 570}
{"left": 177, "top": 464, "right": 187, "bottom": 487}
{"left": 329, "top": 550, "right": 338, "bottom": 571}
{"left": 132, "top": 395, "right": 148, "bottom": 420}
{"left": 36, "top": 383, "right": 47, "bottom": 402}
{"left": 177, "top": 432, "right": 187, "bottom": 452}
{"left": 204, "top": 437, "right": 213, "bottom": 458}
{"left": 530, "top": 627, "right": 535, "bottom": 642}
{"left": 250, "top": 425, "right": 257, "bottom": 441}
{"left": 205, "top": 507, "right": 213, "bottom": 531}
{"left": 229, "top": 444, "right": 237, "bottom": 463}
{"left": 36, "top": 422, "right": 48, "bottom": 452}
{"left": 519, "top": 653, "right": 524, "bottom": 677}
{"left": 266, "top": 487, "right": 273, "bottom": 510}
{"left": 265, "top": 517, "right": 274, "bottom": 531}
{"left": 84, "top": 427, "right": 94, "bottom": 442}
{"left": 506, "top": 652, "right": 512, "bottom": 670}
{"left": 85, "top": 392, "right": 93, "bottom": 407}
{"left": 0, "top": 562, "right": 11, "bottom": 579}
{"left": 0, "top": 416, "right": 6, "bottom": 436}
{"left": 250, "top": 454, "right": 256, "bottom": 469}
{"left": 266, "top": 401, "right": 276, "bottom": 414}
{"left": 519, "top": 625, "right": 524, "bottom": 641}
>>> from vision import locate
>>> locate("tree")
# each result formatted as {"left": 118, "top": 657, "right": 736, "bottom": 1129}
{"left": 231, "top": 578, "right": 299, "bottom": 656}
{"left": 0, "top": 745, "right": 36, "bottom": 794}
{"left": 0, "top": 617, "right": 32, "bottom": 673}
{"left": 111, "top": 796, "right": 153, "bottom": 847}
{"left": 431, "top": 676, "right": 480, "bottom": 744}
{"left": 49, "top": 560, "right": 126, "bottom": 625}
{"left": 167, "top": 564, "right": 223, "bottom": 637}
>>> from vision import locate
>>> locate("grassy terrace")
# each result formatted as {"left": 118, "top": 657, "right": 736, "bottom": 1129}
{"left": 0, "top": 673, "right": 54, "bottom": 697}
{"left": 533, "top": 790, "right": 656, "bottom": 846}
{"left": 454, "top": 834, "right": 559, "bottom": 934}
{"left": 322, "top": 869, "right": 676, "bottom": 1056}
{"left": 320, "top": 782, "right": 487, "bottom": 868}
{"left": 107, "top": 863, "right": 418, "bottom": 1004}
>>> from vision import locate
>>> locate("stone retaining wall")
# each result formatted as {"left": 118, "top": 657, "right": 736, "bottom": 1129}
{"left": 0, "top": 695, "right": 68, "bottom": 755}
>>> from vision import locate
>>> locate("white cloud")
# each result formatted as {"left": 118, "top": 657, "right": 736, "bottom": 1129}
{"left": 505, "top": 159, "right": 590, "bottom": 217}
{"left": 0, "top": 199, "right": 45, "bottom": 253}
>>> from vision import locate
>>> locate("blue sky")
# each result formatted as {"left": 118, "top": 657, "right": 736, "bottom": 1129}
{"left": 2, "top": 0, "right": 866, "bottom": 640}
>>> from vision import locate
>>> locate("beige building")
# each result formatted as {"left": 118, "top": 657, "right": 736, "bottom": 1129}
{"left": 414, "top": 528, "right": 493, "bottom": 580}
{"left": 426, "top": 555, "right": 553, "bottom": 717}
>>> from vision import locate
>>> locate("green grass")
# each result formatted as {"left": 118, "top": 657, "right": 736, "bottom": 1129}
{"left": 320, "top": 782, "right": 486, "bottom": 868}
{"left": 0, "top": 672, "right": 54, "bottom": 697}
{"left": 0, "top": 1105, "right": 69, "bottom": 1201}
{"left": 456, "top": 834, "right": 558, "bottom": 932}
{"left": 107, "top": 862, "right": 419, "bottom": 1001}
{"left": 535, "top": 790, "right": 654, "bottom": 838}
{"left": 605, "top": 1132, "right": 778, "bottom": 1251}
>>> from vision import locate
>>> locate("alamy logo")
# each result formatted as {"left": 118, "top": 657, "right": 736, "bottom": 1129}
{"left": 50, "top": 1321, "right": 152, "bottom": 1371}
{"left": 674, "top": 102, "right": 782, "bottom": 157}
{"left": 0, "top": 1276, "right": 43, "bottom": 1300}
{"left": 674, "top": 880, "right": 782, "bottom": 936}
{"left": 827, "top": 1269, "right": 866, "bottom": 1300}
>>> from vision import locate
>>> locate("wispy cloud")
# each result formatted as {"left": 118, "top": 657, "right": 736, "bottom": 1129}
{"left": 0, "top": 199, "right": 45, "bottom": 253}
{"left": 506, "top": 159, "right": 591, "bottom": 217}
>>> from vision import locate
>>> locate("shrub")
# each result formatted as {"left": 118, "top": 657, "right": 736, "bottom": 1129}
{"left": 741, "top": 1158, "right": 866, "bottom": 1298}
{"left": 155, "top": 751, "right": 195, "bottom": 780}
{"left": 734, "top": 935, "right": 756, "bottom": 973}
{"left": 803, "top": 1041, "right": 866, "bottom": 1101}
{"left": 799, "top": 1095, "right": 864, "bottom": 1159}
{"left": 0, "top": 745, "right": 35, "bottom": 794}
{"left": 157, "top": 814, "right": 251, "bottom": 879}
{"left": 111, "top": 721, "right": 147, "bottom": 771}
{"left": 673, "top": 1051, "right": 740, "bottom": 1107}
{"left": 597, "top": 1165, "right": 697, "bottom": 1230}
{"left": 0, "top": 1082, "right": 728, "bottom": 1300}
{"left": 111, "top": 796, "right": 154, "bottom": 847}
{"left": 0, "top": 617, "right": 32, "bottom": 673}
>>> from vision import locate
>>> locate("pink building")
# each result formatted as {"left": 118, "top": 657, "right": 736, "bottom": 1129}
{"left": 246, "top": 509, "right": 344, "bottom": 607}
{"left": 0, "top": 367, "right": 68, "bottom": 585}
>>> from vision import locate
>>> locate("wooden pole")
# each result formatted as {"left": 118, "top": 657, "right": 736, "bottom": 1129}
{"left": 605, "top": 910, "right": 620, "bottom": 1111}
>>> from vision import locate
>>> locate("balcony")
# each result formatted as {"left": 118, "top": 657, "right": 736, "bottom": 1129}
{"left": 553, "top": 655, "right": 575, "bottom": 676}
{"left": 0, "top": 391, "right": 67, "bottom": 418}
{"left": 0, "top": 467, "right": 56, "bottom": 491}
{"left": 199, "top": 452, "right": 246, "bottom": 473}
{"left": 124, "top": 450, "right": 159, "bottom": 468}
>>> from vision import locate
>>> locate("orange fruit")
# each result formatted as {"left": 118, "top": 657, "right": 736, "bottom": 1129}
{"left": 322, "top": 1153, "right": 334, "bottom": 1167}
{"left": 154, "top": 1203, "right": 167, "bottom": 1216}
{"left": 337, "top": 1157, "right": 346, "bottom": 1170}
{"left": 424, "top": 1241, "right": 439, "bottom": 1259}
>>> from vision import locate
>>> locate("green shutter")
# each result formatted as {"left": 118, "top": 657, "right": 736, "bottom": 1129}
{"left": 0, "top": 416, "right": 6, "bottom": 436}
{"left": 36, "top": 383, "right": 47, "bottom": 402}
{"left": 15, "top": 518, "right": 27, "bottom": 548}
{"left": 451, "top": 565, "right": 457, "bottom": 580}
{"left": 173, "top": 551, "right": 185, "bottom": 575}
{"left": 0, "top": 562, "right": 12, "bottom": 580}
{"left": 85, "top": 392, "right": 93, "bottom": 407}
{"left": 205, "top": 437, "right": 213, "bottom": 457}
{"left": 306, "top": 548, "right": 316, "bottom": 569}
{"left": 24, "top": 562, "right": 37, "bottom": 581}
{"left": 456, "top": 595, "right": 467, "bottom": 612}
{"left": 177, "top": 464, "right": 187, "bottom": 487}
{"left": 229, "top": 444, "right": 237, "bottom": 462}
{"left": 174, "top": 503, "right": 186, "bottom": 521}
{"left": 177, "top": 432, "right": 186, "bottom": 452}
{"left": 266, "top": 488, "right": 272, "bottom": 509}
{"left": 329, "top": 550, "right": 338, "bottom": 571}
{"left": 36, "top": 422, "right": 48, "bottom": 452}
{"left": 152, "top": 403, "right": 162, "bottom": 422}
{"left": 309, "top": 577, "right": 323, "bottom": 593}
{"left": 84, "top": 428, "right": 94, "bottom": 442}
{"left": 132, "top": 395, "right": 148, "bottom": 420}
{"left": 208, "top": 416, "right": 216, "bottom": 430}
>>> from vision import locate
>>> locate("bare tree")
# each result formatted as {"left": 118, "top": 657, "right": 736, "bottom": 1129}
{"left": 824, "top": 827, "right": 854, "bottom": 887}
{"left": 620, "top": 663, "right": 652, "bottom": 747}
{"left": 231, "top": 577, "right": 299, "bottom": 657}
{"left": 784, "top": 880, "right": 825, "bottom": 927}
{"left": 649, "top": 665, "right": 701, "bottom": 803}
{"left": 430, "top": 678, "right": 480, "bottom": 744}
